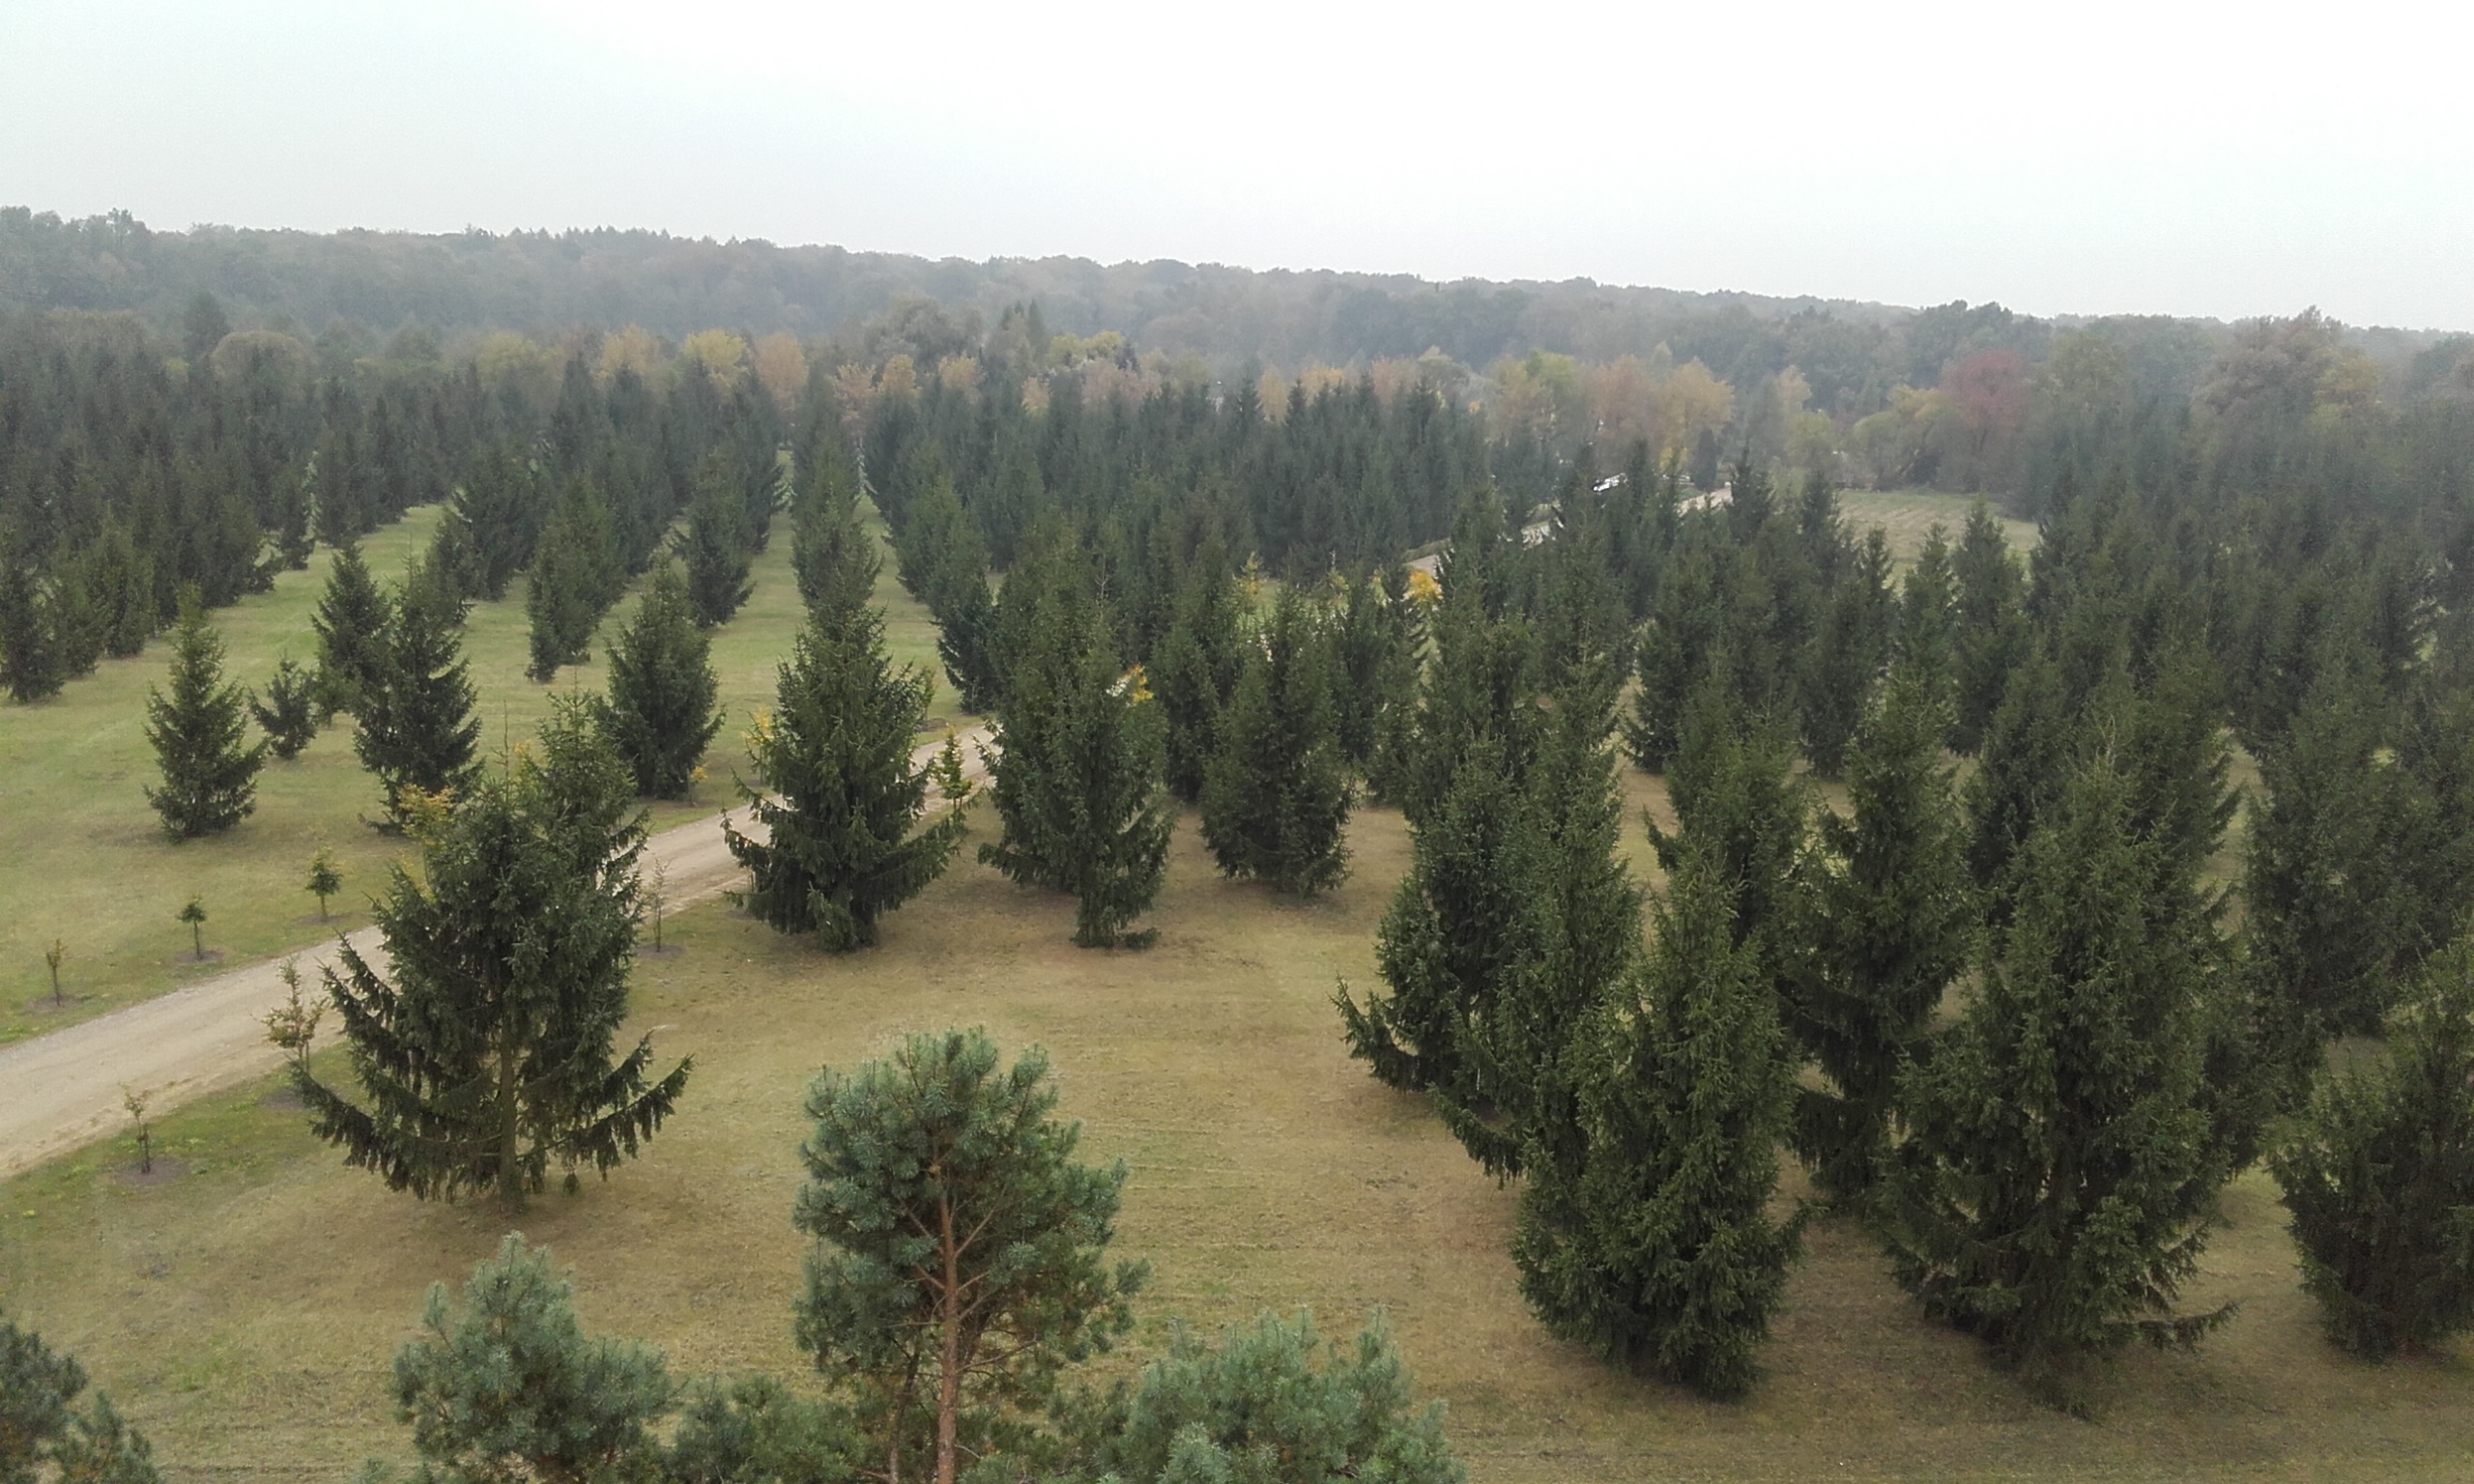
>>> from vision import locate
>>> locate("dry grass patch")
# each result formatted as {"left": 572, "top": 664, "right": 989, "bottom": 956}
{"left": 5, "top": 785, "right": 2471, "bottom": 1482}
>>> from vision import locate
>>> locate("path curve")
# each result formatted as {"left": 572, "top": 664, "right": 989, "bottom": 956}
{"left": 0, "top": 727, "right": 992, "bottom": 1180}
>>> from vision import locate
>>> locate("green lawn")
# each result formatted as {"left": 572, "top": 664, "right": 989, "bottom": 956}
{"left": 3, "top": 769, "right": 2467, "bottom": 1482}
{"left": 0, "top": 504, "right": 945, "bottom": 1044}
{"left": 1838, "top": 488, "right": 2040, "bottom": 571}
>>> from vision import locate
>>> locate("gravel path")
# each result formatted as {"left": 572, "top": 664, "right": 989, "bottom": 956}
{"left": 0, "top": 727, "right": 991, "bottom": 1180}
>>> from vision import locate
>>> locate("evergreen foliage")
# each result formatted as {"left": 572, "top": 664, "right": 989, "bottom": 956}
{"left": 1511, "top": 840, "right": 1801, "bottom": 1400}
{"left": 980, "top": 601, "right": 1175, "bottom": 948}
{"left": 790, "top": 440, "right": 880, "bottom": 623}
{"left": 2270, "top": 930, "right": 2474, "bottom": 1358}
{"left": 676, "top": 452, "right": 757, "bottom": 628}
{"left": 1793, "top": 662, "right": 1973, "bottom": 1200}
{"left": 1082, "top": 1311, "right": 1464, "bottom": 1484}
{"left": 249, "top": 655, "right": 321, "bottom": 760}
{"left": 725, "top": 603, "right": 965, "bottom": 950}
{"left": 527, "top": 475, "right": 623, "bottom": 682}
{"left": 353, "top": 563, "right": 479, "bottom": 826}
{"left": 794, "top": 1029, "right": 1146, "bottom": 1484}
{"left": 451, "top": 442, "right": 550, "bottom": 602}
{"left": 1950, "top": 500, "right": 2030, "bottom": 754}
{"left": 142, "top": 594, "right": 266, "bottom": 838}
{"left": 1199, "top": 585, "right": 1354, "bottom": 896}
{"left": 1334, "top": 567, "right": 1425, "bottom": 789}
{"left": 0, "top": 534, "right": 64, "bottom": 703}
{"left": 1150, "top": 557, "right": 1246, "bottom": 803}
{"left": 1798, "top": 527, "right": 1895, "bottom": 778}
{"left": 310, "top": 540, "right": 392, "bottom": 715}
{"left": 599, "top": 556, "right": 723, "bottom": 799}
{"left": 392, "top": 1235, "right": 674, "bottom": 1484}
{"left": 1882, "top": 752, "right": 2232, "bottom": 1409}
{"left": 0, "top": 1314, "right": 161, "bottom": 1484}
{"left": 1961, "top": 645, "right": 2070, "bottom": 912}
{"left": 294, "top": 705, "right": 689, "bottom": 1210}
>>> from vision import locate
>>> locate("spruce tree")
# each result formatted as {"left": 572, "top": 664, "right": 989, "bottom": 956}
{"left": 0, "top": 535, "right": 63, "bottom": 703}
{"left": 249, "top": 655, "right": 321, "bottom": 761}
{"left": 676, "top": 452, "right": 756, "bottom": 628}
{"left": 292, "top": 705, "right": 689, "bottom": 1211}
{"left": 1950, "top": 499, "right": 2030, "bottom": 755}
{"left": 527, "top": 476, "right": 622, "bottom": 682}
{"left": 1432, "top": 659, "right": 1641, "bottom": 1180}
{"left": 143, "top": 594, "right": 267, "bottom": 839}
{"left": 82, "top": 515, "right": 156, "bottom": 658}
{"left": 1798, "top": 528, "right": 1895, "bottom": 779}
{"left": 1962, "top": 644, "right": 2071, "bottom": 912}
{"left": 1625, "top": 543, "right": 1723, "bottom": 773}
{"left": 1199, "top": 585, "right": 1354, "bottom": 895}
{"left": 452, "top": 442, "right": 549, "bottom": 601}
{"left": 2245, "top": 651, "right": 2429, "bottom": 1098}
{"left": 1898, "top": 525, "right": 1958, "bottom": 705}
{"left": 1511, "top": 838, "right": 1801, "bottom": 1400}
{"left": 795, "top": 1029, "right": 1145, "bottom": 1484}
{"left": 980, "top": 601, "right": 1175, "bottom": 948}
{"left": 1794, "top": 662, "right": 1973, "bottom": 1200}
{"left": 791, "top": 442, "right": 880, "bottom": 623}
{"left": 354, "top": 563, "right": 480, "bottom": 827}
{"left": 726, "top": 604, "right": 966, "bottom": 950}
{"left": 1150, "top": 558, "right": 1246, "bottom": 803}
{"left": 2270, "top": 930, "right": 2474, "bottom": 1358}
{"left": 599, "top": 556, "right": 723, "bottom": 799}
{"left": 311, "top": 540, "right": 393, "bottom": 715}
{"left": 1882, "top": 752, "right": 2232, "bottom": 1409}
{"left": 1652, "top": 674, "right": 1809, "bottom": 962}
{"left": 1338, "top": 738, "right": 1545, "bottom": 1097}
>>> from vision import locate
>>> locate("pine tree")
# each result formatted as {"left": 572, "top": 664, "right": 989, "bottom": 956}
{"left": 1511, "top": 838, "right": 1801, "bottom": 1400}
{"left": 391, "top": 1235, "right": 673, "bottom": 1482}
{"left": 1882, "top": 751, "right": 2232, "bottom": 1410}
{"left": 1199, "top": 585, "right": 1354, "bottom": 896}
{"left": 726, "top": 605, "right": 966, "bottom": 950}
{"left": 0, "top": 1316, "right": 163, "bottom": 1484}
{"left": 599, "top": 556, "right": 723, "bottom": 799}
{"left": 354, "top": 563, "right": 479, "bottom": 827}
{"left": 791, "top": 441, "right": 880, "bottom": 623}
{"left": 143, "top": 594, "right": 266, "bottom": 839}
{"left": 980, "top": 602, "right": 1176, "bottom": 948}
{"left": 2271, "top": 930, "right": 2474, "bottom": 1358}
{"left": 292, "top": 705, "right": 688, "bottom": 1210}
{"left": 249, "top": 655, "right": 321, "bottom": 760}
{"left": 310, "top": 540, "right": 392, "bottom": 715}
{"left": 795, "top": 1029, "right": 1145, "bottom": 1484}
{"left": 676, "top": 452, "right": 756, "bottom": 627}
{"left": 1793, "top": 662, "right": 1973, "bottom": 1200}
{"left": 527, "top": 476, "right": 622, "bottom": 682}
{"left": 0, "top": 535, "right": 63, "bottom": 703}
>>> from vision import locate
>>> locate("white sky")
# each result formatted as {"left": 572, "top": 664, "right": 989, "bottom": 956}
{"left": 3, "top": 0, "right": 2468, "bottom": 329}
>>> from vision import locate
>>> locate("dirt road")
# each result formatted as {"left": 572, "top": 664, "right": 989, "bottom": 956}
{"left": 0, "top": 728, "right": 991, "bottom": 1181}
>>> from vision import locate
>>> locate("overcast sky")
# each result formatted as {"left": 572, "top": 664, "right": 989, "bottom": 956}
{"left": 3, "top": 0, "right": 2467, "bottom": 329}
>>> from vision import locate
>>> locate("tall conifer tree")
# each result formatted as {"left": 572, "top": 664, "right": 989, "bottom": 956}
{"left": 1882, "top": 752, "right": 2232, "bottom": 1409}
{"left": 292, "top": 705, "right": 688, "bottom": 1211}
{"left": 355, "top": 563, "right": 480, "bottom": 826}
{"left": 1512, "top": 839, "right": 1800, "bottom": 1400}
{"left": 143, "top": 594, "right": 267, "bottom": 838}
{"left": 726, "top": 604, "right": 965, "bottom": 950}
{"left": 979, "top": 601, "right": 1175, "bottom": 948}
{"left": 676, "top": 453, "right": 756, "bottom": 628}
{"left": 1199, "top": 586, "right": 1353, "bottom": 895}
{"left": 1793, "top": 662, "right": 1972, "bottom": 1199}
{"left": 791, "top": 442, "right": 880, "bottom": 623}
{"left": 311, "top": 540, "right": 392, "bottom": 715}
{"left": 599, "top": 556, "right": 723, "bottom": 799}
{"left": 527, "top": 476, "right": 622, "bottom": 682}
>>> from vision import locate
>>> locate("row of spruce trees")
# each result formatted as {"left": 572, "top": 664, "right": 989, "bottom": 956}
{"left": 1319, "top": 451, "right": 2474, "bottom": 1407}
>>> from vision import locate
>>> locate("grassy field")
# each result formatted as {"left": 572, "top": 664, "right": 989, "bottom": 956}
{"left": 1838, "top": 488, "right": 2040, "bottom": 571}
{"left": 3, "top": 764, "right": 2467, "bottom": 1482}
{"left": 0, "top": 506, "right": 945, "bottom": 1044}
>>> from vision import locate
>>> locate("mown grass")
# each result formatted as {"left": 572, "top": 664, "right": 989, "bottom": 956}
{"left": 4, "top": 769, "right": 2467, "bottom": 1482}
{"left": 0, "top": 504, "right": 942, "bottom": 1044}
{"left": 1838, "top": 488, "right": 2040, "bottom": 571}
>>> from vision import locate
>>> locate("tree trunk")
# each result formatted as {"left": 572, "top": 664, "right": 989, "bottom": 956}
{"left": 936, "top": 1191, "right": 962, "bottom": 1484}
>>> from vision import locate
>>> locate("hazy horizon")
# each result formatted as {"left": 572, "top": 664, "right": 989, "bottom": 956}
{"left": 5, "top": 0, "right": 2469, "bottom": 331}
